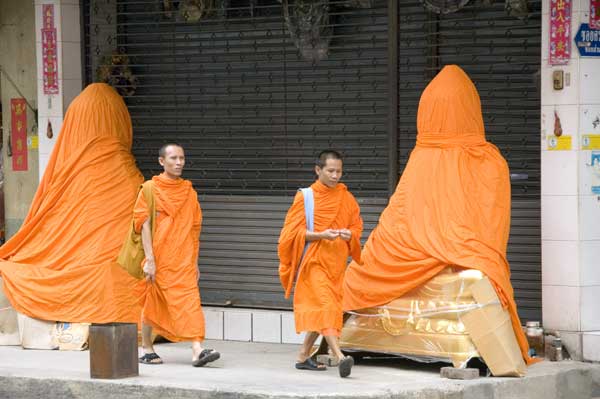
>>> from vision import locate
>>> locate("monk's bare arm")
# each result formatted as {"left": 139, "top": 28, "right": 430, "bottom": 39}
{"left": 306, "top": 229, "right": 339, "bottom": 241}
{"left": 141, "top": 219, "right": 156, "bottom": 282}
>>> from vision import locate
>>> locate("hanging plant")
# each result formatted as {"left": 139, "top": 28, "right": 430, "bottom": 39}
{"left": 420, "top": 0, "right": 471, "bottom": 14}
{"left": 282, "top": 0, "right": 332, "bottom": 63}
{"left": 96, "top": 51, "right": 139, "bottom": 97}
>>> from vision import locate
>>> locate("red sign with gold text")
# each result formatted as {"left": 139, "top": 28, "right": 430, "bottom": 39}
{"left": 11, "top": 99, "right": 28, "bottom": 171}
{"left": 549, "top": 0, "right": 572, "bottom": 65}
{"left": 591, "top": 0, "right": 600, "bottom": 30}
{"left": 42, "top": 4, "right": 59, "bottom": 94}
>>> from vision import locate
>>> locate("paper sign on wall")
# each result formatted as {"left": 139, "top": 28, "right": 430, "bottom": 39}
{"left": 10, "top": 98, "right": 28, "bottom": 171}
{"left": 547, "top": 135, "right": 572, "bottom": 150}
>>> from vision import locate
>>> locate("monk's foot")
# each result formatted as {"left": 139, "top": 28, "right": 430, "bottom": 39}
{"left": 295, "top": 357, "right": 326, "bottom": 371}
{"left": 192, "top": 349, "right": 220, "bottom": 367}
{"left": 139, "top": 352, "right": 163, "bottom": 365}
{"left": 338, "top": 356, "right": 354, "bottom": 378}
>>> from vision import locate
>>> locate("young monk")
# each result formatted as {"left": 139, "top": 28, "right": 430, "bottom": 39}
{"left": 278, "top": 150, "right": 363, "bottom": 378}
{"left": 136, "top": 143, "right": 220, "bottom": 367}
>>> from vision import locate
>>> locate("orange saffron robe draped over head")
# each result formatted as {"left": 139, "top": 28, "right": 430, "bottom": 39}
{"left": 133, "top": 174, "right": 205, "bottom": 342}
{"left": 342, "top": 65, "right": 534, "bottom": 365}
{"left": 0, "top": 83, "right": 143, "bottom": 323}
{"left": 278, "top": 181, "right": 363, "bottom": 334}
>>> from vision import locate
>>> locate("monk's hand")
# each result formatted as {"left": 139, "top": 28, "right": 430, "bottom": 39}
{"left": 320, "top": 229, "right": 340, "bottom": 241}
{"left": 339, "top": 229, "right": 352, "bottom": 241}
{"left": 143, "top": 258, "right": 156, "bottom": 283}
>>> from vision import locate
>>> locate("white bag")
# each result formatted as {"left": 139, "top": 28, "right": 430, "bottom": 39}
{"left": 17, "top": 313, "right": 58, "bottom": 350}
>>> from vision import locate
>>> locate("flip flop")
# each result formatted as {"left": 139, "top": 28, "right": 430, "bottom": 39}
{"left": 338, "top": 356, "right": 354, "bottom": 378}
{"left": 193, "top": 349, "right": 220, "bottom": 367}
{"left": 295, "top": 357, "right": 326, "bottom": 371}
{"left": 139, "top": 352, "right": 163, "bottom": 364}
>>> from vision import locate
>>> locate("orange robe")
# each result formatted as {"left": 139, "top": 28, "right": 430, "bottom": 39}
{"left": 278, "top": 181, "right": 362, "bottom": 334}
{"left": 342, "top": 65, "right": 535, "bottom": 365}
{"left": 0, "top": 83, "right": 143, "bottom": 323}
{"left": 134, "top": 174, "right": 205, "bottom": 342}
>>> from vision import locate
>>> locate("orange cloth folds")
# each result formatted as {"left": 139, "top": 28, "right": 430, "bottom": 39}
{"left": 0, "top": 83, "right": 143, "bottom": 323}
{"left": 279, "top": 181, "right": 362, "bottom": 334}
{"left": 342, "top": 65, "right": 535, "bottom": 365}
{"left": 135, "top": 174, "right": 205, "bottom": 342}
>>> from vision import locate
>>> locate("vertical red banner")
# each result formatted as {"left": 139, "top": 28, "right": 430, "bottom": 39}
{"left": 549, "top": 0, "right": 572, "bottom": 65}
{"left": 591, "top": 0, "right": 600, "bottom": 30}
{"left": 10, "top": 99, "right": 28, "bottom": 172}
{"left": 42, "top": 4, "right": 59, "bottom": 95}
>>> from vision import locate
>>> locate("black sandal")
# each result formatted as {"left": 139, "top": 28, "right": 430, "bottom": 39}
{"left": 338, "top": 356, "right": 354, "bottom": 378}
{"left": 295, "top": 357, "right": 326, "bottom": 371}
{"left": 193, "top": 349, "right": 220, "bottom": 367}
{"left": 139, "top": 352, "right": 163, "bottom": 365}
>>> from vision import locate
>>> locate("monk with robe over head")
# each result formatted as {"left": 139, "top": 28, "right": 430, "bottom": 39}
{"left": 136, "top": 143, "right": 220, "bottom": 367}
{"left": 278, "top": 150, "right": 363, "bottom": 378}
{"left": 342, "top": 65, "right": 535, "bottom": 366}
{"left": 0, "top": 83, "right": 143, "bottom": 324}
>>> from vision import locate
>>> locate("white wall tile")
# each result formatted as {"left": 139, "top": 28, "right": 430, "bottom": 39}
{"left": 580, "top": 59, "right": 600, "bottom": 104}
{"left": 61, "top": 42, "right": 82, "bottom": 81}
{"left": 60, "top": 4, "right": 80, "bottom": 43}
{"left": 580, "top": 240, "right": 600, "bottom": 286}
{"left": 541, "top": 150, "right": 578, "bottom": 195}
{"left": 36, "top": 85, "right": 63, "bottom": 119}
{"left": 204, "top": 309, "right": 224, "bottom": 340}
{"left": 542, "top": 240, "right": 579, "bottom": 286}
{"left": 541, "top": 61, "right": 580, "bottom": 107}
{"left": 583, "top": 331, "right": 600, "bottom": 362}
{"left": 578, "top": 0, "right": 590, "bottom": 12}
{"left": 224, "top": 311, "right": 252, "bottom": 342}
{"left": 542, "top": 285, "right": 581, "bottom": 331}
{"left": 38, "top": 116, "right": 61, "bottom": 156}
{"left": 541, "top": 195, "right": 579, "bottom": 241}
{"left": 581, "top": 105, "right": 600, "bottom": 135}
{"left": 281, "top": 312, "right": 305, "bottom": 344}
{"left": 579, "top": 195, "right": 600, "bottom": 240}
{"left": 541, "top": 104, "right": 580, "bottom": 150}
{"left": 581, "top": 286, "right": 600, "bottom": 331}
{"left": 579, "top": 150, "right": 600, "bottom": 196}
{"left": 252, "top": 312, "right": 281, "bottom": 343}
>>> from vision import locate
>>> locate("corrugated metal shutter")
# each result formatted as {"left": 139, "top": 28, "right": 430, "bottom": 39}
{"left": 398, "top": 0, "right": 542, "bottom": 321}
{"left": 83, "top": 0, "right": 390, "bottom": 308}
{"left": 83, "top": 0, "right": 541, "bottom": 319}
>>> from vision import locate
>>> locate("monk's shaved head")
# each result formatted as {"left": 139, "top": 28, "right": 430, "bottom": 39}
{"left": 315, "top": 150, "right": 343, "bottom": 168}
{"left": 159, "top": 143, "right": 183, "bottom": 158}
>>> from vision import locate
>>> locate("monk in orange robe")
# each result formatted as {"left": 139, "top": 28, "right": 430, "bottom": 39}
{"left": 0, "top": 83, "right": 142, "bottom": 324}
{"left": 343, "top": 65, "right": 535, "bottom": 366}
{"left": 278, "top": 150, "right": 363, "bottom": 378}
{"left": 135, "top": 143, "right": 220, "bottom": 367}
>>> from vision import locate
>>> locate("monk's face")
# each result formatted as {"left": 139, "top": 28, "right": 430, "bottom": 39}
{"left": 159, "top": 145, "right": 185, "bottom": 179}
{"left": 315, "top": 158, "right": 343, "bottom": 188}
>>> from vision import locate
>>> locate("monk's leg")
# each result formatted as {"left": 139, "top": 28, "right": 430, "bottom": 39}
{"left": 297, "top": 331, "right": 320, "bottom": 362}
{"left": 323, "top": 334, "right": 344, "bottom": 361}
{"left": 191, "top": 340, "right": 220, "bottom": 367}
{"left": 141, "top": 323, "right": 155, "bottom": 353}
{"left": 324, "top": 334, "right": 354, "bottom": 378}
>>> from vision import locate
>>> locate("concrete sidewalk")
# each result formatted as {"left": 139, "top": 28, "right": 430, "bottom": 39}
{"left": 0, "top": 340, "right": 598, "bottom": 399}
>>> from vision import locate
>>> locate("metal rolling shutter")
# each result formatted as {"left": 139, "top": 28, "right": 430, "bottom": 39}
{"left": 83, "top": 0, "right": 389, "bottom": 308}
{"left": 398, "top": 0, "right": 542, "bottom": 321}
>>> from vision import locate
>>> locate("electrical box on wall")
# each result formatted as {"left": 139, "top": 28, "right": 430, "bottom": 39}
{"left": 553, "top": 70, "right": 564, "bottom": 90}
